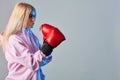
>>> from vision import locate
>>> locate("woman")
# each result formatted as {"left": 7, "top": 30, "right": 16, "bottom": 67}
{"left": 0, "top": 1, "right": 65, "bottom": 80}
{"left": 0, "top": 2, "right": 52, "bottom": 80}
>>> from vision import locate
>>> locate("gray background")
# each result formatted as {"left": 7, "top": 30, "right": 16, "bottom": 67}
{"left": 0, "top": 0, "right": 120, "bottom": 80}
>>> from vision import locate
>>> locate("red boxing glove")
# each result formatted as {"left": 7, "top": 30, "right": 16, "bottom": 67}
{"left": 40, "top": 23, "right": 65, "bottom": 48}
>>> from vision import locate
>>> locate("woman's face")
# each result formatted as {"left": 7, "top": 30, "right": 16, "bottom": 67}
{"left": 27, "top": 11, "right": 36, "bottom": 28}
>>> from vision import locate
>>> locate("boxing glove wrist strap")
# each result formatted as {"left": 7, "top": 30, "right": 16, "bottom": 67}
{"left": 40, "top": 41, "right": 53, "bottom": 56}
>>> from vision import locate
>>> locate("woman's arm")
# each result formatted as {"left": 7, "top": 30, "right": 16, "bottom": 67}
{"left": 5, "top": 35, "right": 52, "bottom": 71}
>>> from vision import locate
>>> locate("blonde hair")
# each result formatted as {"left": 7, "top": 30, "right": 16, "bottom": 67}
{"left": 3, "top": 2, "right": 36, "bottom": 51}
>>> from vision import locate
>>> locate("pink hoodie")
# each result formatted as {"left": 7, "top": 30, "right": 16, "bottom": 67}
{"left": 5, "top": 28, "right": 52, "bottom": 80}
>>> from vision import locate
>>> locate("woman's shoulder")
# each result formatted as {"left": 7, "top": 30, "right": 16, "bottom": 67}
{"left": 9, "top": 34, "right": 23, "bottom": 44}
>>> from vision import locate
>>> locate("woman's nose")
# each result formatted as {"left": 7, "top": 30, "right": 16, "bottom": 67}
{"left": 31, "top": 17, "right": 35, "bottom": 22}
